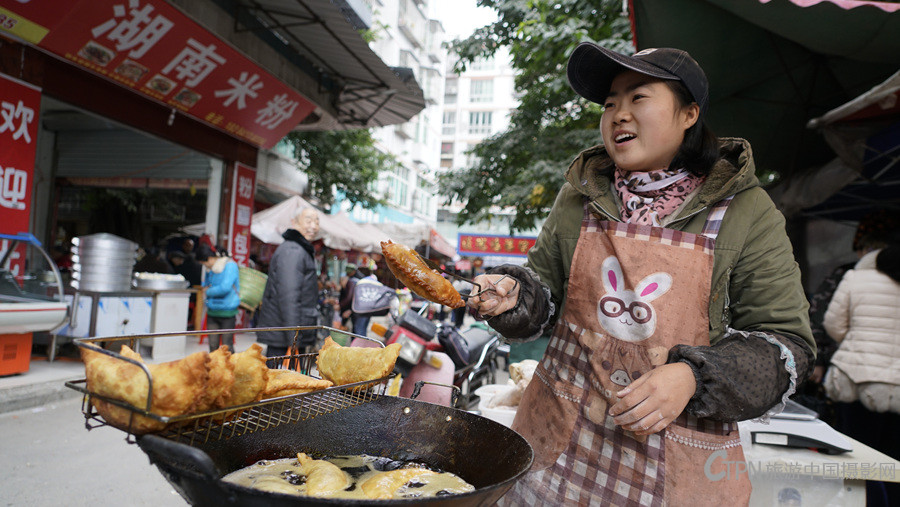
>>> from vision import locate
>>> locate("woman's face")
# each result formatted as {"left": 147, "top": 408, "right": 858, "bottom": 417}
{"left": 600, "top": 70, "right": 699, "bottom": 173}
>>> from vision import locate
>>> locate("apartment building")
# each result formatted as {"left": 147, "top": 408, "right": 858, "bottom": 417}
{"left": 439, "top": 47, "right": 518, "bottom": 173}
{"left": 436, "top": 48, "right": 533, "bottom": 265}
{"left": 343, "top": 0, "right": 448, "bottom": 227}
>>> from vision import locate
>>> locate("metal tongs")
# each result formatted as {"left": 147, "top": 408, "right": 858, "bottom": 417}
{"left": 414, "top": 251, "right": 518, "bottom": 301}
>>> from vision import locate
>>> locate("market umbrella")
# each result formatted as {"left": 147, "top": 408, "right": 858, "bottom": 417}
{"left": 801, "top": 70, "right": 900, "bottom": 221}
{"left": 629, "top": 0, "right": 900, "bottom": 180}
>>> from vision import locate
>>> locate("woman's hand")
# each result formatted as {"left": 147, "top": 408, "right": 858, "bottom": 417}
{"left": 466, "top": 274, "right": 520, "bottom": 317}
{"left": 609, "top": 362, "right": 697, "bottom": 436}
{"left": 810, "top": 365, "right": 826, "bottom": 384}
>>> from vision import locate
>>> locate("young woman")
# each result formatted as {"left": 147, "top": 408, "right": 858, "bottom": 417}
{"left": 469, "top": 44, "right": 815, "bottom": 504}
{"left": 197, "top": 244, "right": 240, "bottom": 353}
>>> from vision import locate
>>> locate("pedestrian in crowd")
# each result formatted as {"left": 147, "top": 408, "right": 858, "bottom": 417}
{"left": 823, "top": 243, "right": 900, "bottom": 504}
{"left": 807, "top": 209, "right": 899, "bottom": 384}
{"left": 451, "top": 277, "right": 472, "bottom": 328}
{"left": 168, "top": 250, "right": 203, "bottom": 287}
{"left": 339, "top": 263, "right": 360, "bottom": 328}
{"left": 798, "top": 210, "right": 899, "bottom": 423}
{"left": 468, "top": 44, "right": 814, "bottom": 504}
{"left": 133, "top": 245, "right": 174, "bottom": 274}
{"left": 196, "top": 244, "right": 240, "bottom": 353}
{"left": 181, "top": 237, "right": 196, "bottom": 257}
{"left": 256, "top": 207, "right": 320, "bottom": 357}
{"left": 349, "top": 259, "right": 378, "bottom": 337}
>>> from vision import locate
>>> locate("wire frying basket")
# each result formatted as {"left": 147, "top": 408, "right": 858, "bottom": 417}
{"left": 65, "top": 326, "right": 394, "bottom": 446}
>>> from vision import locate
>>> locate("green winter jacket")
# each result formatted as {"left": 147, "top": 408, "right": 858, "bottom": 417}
{"left": 526, "top": 138, "right": 815, "bottom": 353}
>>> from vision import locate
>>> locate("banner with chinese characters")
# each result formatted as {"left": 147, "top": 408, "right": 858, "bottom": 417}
{"left": 0, "top": 0, "right": 316, "bottom": 149}
{"left": 228, "top": 162, "right": 255, "bottom": 268}
{"left": 457, "top": 234, "right": 536, "bottom": 257}
{"left": 0, "top": 72, "right": 41, "bottom": 279}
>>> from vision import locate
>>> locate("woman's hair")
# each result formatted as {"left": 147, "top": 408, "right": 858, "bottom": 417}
{"left": 195, "top": 244, "right": 217, "bottom": 262}
{"left": 666, "top": 80, "right": 719, "bottom": 177}
{"left": 875, "top": 246, "right": 900, "bottom": 283}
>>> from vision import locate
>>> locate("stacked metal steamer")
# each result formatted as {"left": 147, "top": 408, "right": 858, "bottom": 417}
{"left": 70, "top": 233, "right": 138, "bottom": 292}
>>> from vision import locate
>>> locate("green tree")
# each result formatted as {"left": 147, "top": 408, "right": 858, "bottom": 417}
{"left": 285, "top": 129, "right": 396, "bottom": 210}
{"left": 439, "top": 0, "right": 631, "bottom": 232}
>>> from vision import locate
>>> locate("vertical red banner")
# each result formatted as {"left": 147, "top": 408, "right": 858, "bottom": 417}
{"left": 228, "top": 162, "right": 256, "bottom": 268}
{"left": 0, "top": 73, "right": 41, "bottom": 279}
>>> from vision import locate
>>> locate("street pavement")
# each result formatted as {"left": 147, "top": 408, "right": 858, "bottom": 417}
{"left": 0, "top": 396, "right": 187, "bottom": 506}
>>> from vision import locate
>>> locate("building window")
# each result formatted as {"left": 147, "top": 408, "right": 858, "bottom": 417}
{"left": 444, "top": 78, "right": 458, "bottom": 104}
{"left": 442, "top": 112, "right": 456, "bottom": 135}
{"left": 471, "top": 56, "right": 495, "bottom": 71}
{"left": 469, "top": 79, "right": 493, "bottom": 103}
{"left": 387, "top": 166, "right": 409, "bottom": 207}
{"left": 468, "top": 111, "right": 492, "bottom": 134}
{"left": 441, "top": 142, "right": 454, "bottom": 155}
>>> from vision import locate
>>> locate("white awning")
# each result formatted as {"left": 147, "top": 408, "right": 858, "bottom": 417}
{"left": 250, "top": 196, "right": 387, "bottom": 253}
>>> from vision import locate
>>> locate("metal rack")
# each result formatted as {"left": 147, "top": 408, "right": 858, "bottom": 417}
{"left": 65, "top": 326, "right": 393, "bottom": 446}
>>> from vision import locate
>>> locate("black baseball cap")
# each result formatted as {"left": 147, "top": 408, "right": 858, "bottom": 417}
{"left": 567, "top": 43, "right": 709, "bottom": 116}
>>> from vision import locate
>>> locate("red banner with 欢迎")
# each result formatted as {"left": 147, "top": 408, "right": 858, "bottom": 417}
{"left": 0, "top": 72, "right": 41, "bottom": 278}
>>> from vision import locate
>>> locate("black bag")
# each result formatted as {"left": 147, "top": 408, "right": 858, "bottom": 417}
{"left": 437, "top": 326, "right": 471, "bottom": 369}
{"left": 397, "top": 309, "right": 436, "bottom": 340}
{"left": 351, "top": 280, "right": 394, "bottom": 317}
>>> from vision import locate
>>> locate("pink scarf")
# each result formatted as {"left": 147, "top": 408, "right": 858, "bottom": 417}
{"left": 614, "top": 167, "right": 704, "bottom": 226}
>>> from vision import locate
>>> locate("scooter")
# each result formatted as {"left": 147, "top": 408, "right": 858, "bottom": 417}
{"left": 382, "top": 307, "right": 506, "bottom": 409}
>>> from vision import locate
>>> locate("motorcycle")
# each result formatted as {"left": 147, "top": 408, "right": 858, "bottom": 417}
{"left": 381, "top": 306, "right": 507, "bottom": 410}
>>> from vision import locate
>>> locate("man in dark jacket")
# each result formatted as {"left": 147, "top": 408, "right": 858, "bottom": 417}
{"left": 256, "top": 207, "right": 320, "bottom": 357}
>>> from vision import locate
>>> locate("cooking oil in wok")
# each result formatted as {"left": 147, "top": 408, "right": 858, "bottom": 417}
{"left": 222, "top": 454, "right": 475, "bottom": 500}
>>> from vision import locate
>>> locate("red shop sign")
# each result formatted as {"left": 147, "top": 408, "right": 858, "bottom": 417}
{"left": 457, "top": 234, "right": 536, "bottom": 257}
{"left": 228, "top": 162, "right": 255, "bottom": 268}
{"left": 0, "top": 0, "right": 316, "bottom": 149}
{"left": 0, "top": 72, "right": 41, "bottom": 279}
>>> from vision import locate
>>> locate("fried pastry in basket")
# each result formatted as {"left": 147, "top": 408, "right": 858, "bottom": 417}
{"left": 381, "top": 240, "right": 464, "bottom": 309}
{"left": 81, "top": 344, "right": 209, "bottom": 434}
{"left": 228, "top": 343, "right": 269, "bottom": 406}
{"left": 262, "top": 369, "right": 333, "bottom": 399}
{"left": 315, "top": 337, "right": 401, "bottom": 386}
{"left": 196, "top": 346, "right": 235, "bottom": 412}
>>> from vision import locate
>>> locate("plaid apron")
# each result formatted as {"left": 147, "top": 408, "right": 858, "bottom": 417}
{"left": 500, "top": 198, "right": 751, "bottom": 506}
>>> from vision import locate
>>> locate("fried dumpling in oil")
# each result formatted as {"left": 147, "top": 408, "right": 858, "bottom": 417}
{"left": 296, "top": 453, "right": 351, "bottom": 497}
{"left": 359, "top": 468, "right": 437, "bottom": 499}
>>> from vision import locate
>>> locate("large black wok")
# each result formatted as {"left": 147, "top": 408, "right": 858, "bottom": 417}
{"left": 137, "top": 395, "right": 533, "bottom": 506}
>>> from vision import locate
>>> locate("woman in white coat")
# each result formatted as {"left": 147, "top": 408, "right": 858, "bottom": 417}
{"left": 824, "top": 245, "right": 900, "bottom": 412}
{"left": 823, "top": 245, "right": 900, "bottom": 504}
